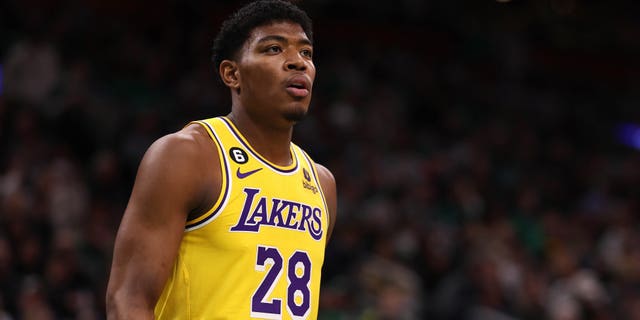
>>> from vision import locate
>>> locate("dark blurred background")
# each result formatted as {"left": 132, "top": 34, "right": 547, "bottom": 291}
{"left": 1, "top": 0, "right": 639, "bottom": 319}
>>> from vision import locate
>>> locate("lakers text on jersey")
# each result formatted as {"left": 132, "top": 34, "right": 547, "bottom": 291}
{"left": 154, "top": 116, "right": 328, "bottom": 320}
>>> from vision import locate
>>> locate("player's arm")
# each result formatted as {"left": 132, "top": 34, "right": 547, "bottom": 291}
{"left": 315, "top": 164, "right": 337, "bottom": 242}
{"left": 106, "top": 125, "right": 217, "bottom": 319}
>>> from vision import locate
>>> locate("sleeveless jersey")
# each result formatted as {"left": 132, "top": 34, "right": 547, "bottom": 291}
{"left": 154, "top": 116, "right": 329, "bottom": 319}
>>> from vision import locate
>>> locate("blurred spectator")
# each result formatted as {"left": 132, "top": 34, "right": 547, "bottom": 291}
{"left": 3, "top": 28, "right": 60, "bottom": 108}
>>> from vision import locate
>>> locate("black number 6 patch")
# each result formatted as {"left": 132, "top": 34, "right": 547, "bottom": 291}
{"left": 229, "top": 147, "right": 249, "bottom": 164}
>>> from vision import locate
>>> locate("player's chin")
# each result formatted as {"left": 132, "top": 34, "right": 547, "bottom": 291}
{"left": 283, "top": 107, "right": 308, "bottom": 123}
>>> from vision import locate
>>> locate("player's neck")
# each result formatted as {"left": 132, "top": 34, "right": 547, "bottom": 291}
{"left": 226, "top": 111, "right": 294, "bottom": 167}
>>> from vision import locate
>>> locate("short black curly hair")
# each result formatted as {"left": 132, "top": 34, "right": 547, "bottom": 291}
{"left": 211, "top": 0, "right": 313, "bottom": 72}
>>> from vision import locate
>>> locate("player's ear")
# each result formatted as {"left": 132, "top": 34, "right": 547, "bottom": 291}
{"left": 220, "top": 60, "right": 240, "bottom": 90}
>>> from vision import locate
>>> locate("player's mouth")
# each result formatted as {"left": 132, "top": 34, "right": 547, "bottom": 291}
{"left": 285, "top": 75, "right": 311, "bottom": 98}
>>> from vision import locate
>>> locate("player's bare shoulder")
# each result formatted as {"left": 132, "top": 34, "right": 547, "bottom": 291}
{"left": 176, "top": 123, "right": 223, "bottom": 218}
{"left": 133, "top": 123, "right": 221, "bottom": 218}
{"left": 178, "top": 122, "right": 221, "bottom": 176}
{"left": 314, "top": 164, "right": 335, "bottom": 186}
{"left": 143, "top": 124, "right": 213, "bottom": 172}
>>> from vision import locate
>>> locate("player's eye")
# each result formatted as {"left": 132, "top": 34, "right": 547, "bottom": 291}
{"left": 266, "top": 45, "right": 282, "bottom": 53}
{"left": 301, "top": 49, "right": 313, "bottom": 58}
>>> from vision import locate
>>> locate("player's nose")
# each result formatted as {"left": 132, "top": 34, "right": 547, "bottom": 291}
{"left": 284, "top": 53, "right": 307, "bottom": 71}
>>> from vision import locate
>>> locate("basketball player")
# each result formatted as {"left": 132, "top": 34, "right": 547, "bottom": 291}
{"left": 105, "top": 1, "right": 337, "bottom": 319}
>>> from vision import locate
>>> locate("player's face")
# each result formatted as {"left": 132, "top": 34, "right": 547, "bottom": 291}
{"left": 236, "top": 21, "right": 315, "bottom": 126}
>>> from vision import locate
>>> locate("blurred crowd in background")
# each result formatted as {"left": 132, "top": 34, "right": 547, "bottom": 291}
{"left": 1, "top": 0, "right": 639, "bottom": 319}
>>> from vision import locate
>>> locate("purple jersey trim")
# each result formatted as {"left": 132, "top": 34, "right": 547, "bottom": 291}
{"left": 299, "top": 148, "right": 329, "bottom": 228}
{"left": 220, "top": 117, "right": 298, "bottom": 174}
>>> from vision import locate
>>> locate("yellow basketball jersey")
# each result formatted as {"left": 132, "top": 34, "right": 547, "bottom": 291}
{"left": 154, "top": 117, "right": 329, "bottom": 319}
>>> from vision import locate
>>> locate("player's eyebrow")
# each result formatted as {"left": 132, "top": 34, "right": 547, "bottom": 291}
{"left": 256, "top": 35, "right": 312, "bottom": 46}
